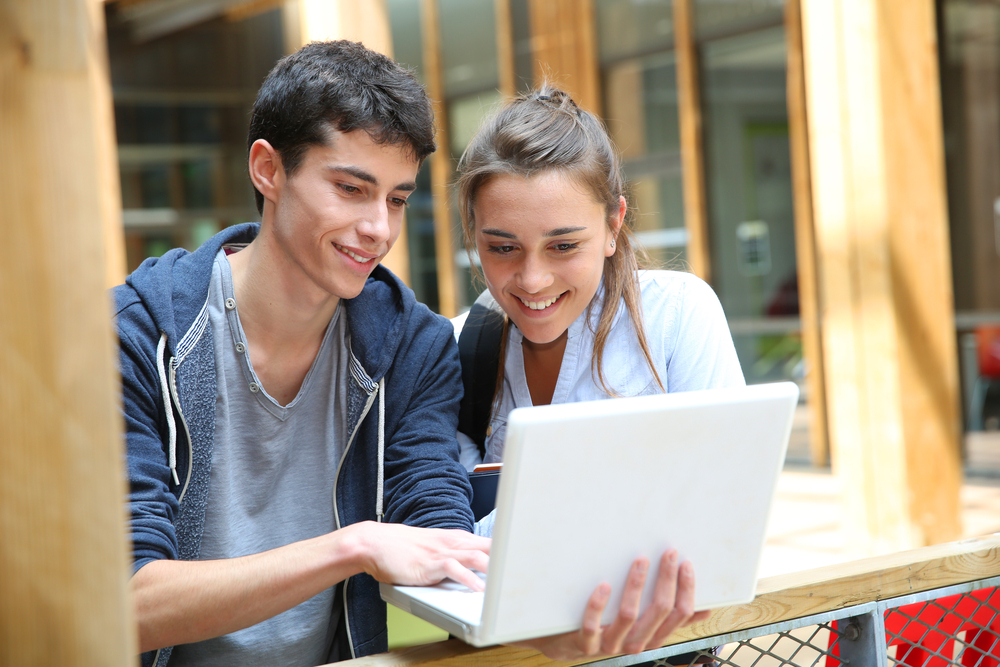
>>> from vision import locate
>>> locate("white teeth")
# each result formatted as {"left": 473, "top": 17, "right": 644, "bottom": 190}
{"left": 334, "top": 243, "right": 374, "bottom": 263}
{"left": 518, "top": 295, "right": 560, "bottom": 310}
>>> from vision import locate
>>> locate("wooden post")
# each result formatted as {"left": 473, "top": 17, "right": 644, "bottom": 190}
{"left": 527, "top": 0, "right": 601, "bottom": 114}
{"left": 281, "top": 0, "right": 412, "bottom": 286}
{"left": 421, "top": 0, "right": 460, "bottom": 318}
{"left": 673, "top": 0, "right": 712, "bottom": 283}
{"left": 785, "top": 0, "right": 830, "bottom": 467}
{"left": 0, "top": 0, "right": 136, "bottom": 663}
{"left": 800, "top": 0, "right": 962, "bottom": 552}
{"left": 495, "top": 0, "right": 517, "bottom": 98}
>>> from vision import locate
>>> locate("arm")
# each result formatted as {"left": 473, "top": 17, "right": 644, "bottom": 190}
{"left": 131, "top": 522, "right": 490, "bottom": 652}
{"left": 381, "top": 316, "right": 476, "bottom": 530}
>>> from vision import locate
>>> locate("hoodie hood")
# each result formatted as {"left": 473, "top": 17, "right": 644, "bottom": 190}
{"left": 124, "top": 222, "right": 413, "bottom": 381}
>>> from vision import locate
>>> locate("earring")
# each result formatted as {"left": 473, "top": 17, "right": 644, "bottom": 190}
{"left": 611, "top": 240, "right": 616, "bottom": 249}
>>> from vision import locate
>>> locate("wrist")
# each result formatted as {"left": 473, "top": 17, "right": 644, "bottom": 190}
{"left": 329, "top": 521, "right": 376, "bottom": 578}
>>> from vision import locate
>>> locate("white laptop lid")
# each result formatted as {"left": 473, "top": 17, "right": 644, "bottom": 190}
{"left": 381, "top": 382, "right": 798, "bottom": 647}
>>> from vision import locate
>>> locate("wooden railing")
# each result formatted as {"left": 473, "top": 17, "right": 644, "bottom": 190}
{"left": 340, "top": 534, "right": 1000, "bottom": 667}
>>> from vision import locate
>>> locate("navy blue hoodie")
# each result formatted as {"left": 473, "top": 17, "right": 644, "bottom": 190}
{"left": 114, "top": 223, "right": 474, "bottom": 666}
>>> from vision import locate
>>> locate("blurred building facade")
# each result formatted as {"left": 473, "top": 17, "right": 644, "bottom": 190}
{"left": 101, "top": 0, "right": 999, "bottom": 549}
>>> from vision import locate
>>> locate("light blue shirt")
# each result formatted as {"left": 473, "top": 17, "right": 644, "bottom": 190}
{"left": 453, "top": 271, "right": 745, "bottom": 535}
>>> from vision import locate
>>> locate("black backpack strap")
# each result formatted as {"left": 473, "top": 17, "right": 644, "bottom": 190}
{"left": 457, "top": 289, "right": 506, "bottom": 459}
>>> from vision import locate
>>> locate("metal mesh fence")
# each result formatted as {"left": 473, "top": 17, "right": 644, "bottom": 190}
{"left": 880, "top": 586, "right": 999, "bottom": 667}
{"left": 649, "top": 623, "right": 841, "bottom": 667}
{"left": 592, "top": 578, "right": 1000, "bottom": 667}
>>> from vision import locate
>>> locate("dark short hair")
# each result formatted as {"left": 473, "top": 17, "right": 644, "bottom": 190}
{"left": 248, "top": 40, "right": 437, "bottom": 214}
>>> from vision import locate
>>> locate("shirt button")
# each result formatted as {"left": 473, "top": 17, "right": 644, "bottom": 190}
{"left": 225, "top": 298, "right": 236, "bottom": 310}
{"left": 249, "top": 382, "right": 259, "bottom": 393}
{"left": 235, "top": 342, "right": 246, "bottom": 353}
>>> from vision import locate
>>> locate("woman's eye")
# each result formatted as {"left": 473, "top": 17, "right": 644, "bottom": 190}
{"left": 552, "top": 242, "right": 579, "bottom": 252}
{"left": 339, "top": 183, "right": 361, "bottom": 194}
{"left": 487, "top": 245, "right": 516, "bottom": 255}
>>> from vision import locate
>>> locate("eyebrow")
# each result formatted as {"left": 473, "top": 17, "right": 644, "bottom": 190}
{"left": 480, "top": 226, "right": 588, "bottom": 239}
{"left": 328, "top": 165, "right": 417, "bottom": 192}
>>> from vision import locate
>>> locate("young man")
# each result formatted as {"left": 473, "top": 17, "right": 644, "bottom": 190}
{"left": 116, "top": 41, "right": 490, "bottom": 666}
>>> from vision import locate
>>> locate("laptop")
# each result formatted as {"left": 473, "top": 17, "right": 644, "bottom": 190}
{"left": 380, "top": 382, "right": 799, "bottom": 647}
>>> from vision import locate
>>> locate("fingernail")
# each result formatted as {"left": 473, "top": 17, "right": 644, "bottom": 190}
{"left": 669, "top": 550, "right": 679, "bottom": 565}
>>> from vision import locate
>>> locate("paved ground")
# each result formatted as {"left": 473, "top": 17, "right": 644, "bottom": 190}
{"left": 759, "top": 409, "right": 1000, "bottom": 578}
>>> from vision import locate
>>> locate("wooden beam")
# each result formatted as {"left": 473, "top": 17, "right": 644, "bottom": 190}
{"left": 0, "top": 0, "right": 135, "bottom": 663}
{"left": 280, "top": 0, "right": 412, "bottom": 286}
{"left": 801, "top": 0, "right": 962, "bottom": 552}
{"left": 338, "top": 534, "right": 1000, "bottom": 667}
{"left": 495, "top": 0, "right": 516, "bottom": 98}
{"left": 673, "top": 0, "right": 711, "bottom": 283}
{"left": 784, "top": 0, "right": 829, "bottom": 467}
{"left": 421, "top": 0, "right": 459, "bottom": 318}
{"left": 527, "top": 0, "right": 601, "bottom": 114}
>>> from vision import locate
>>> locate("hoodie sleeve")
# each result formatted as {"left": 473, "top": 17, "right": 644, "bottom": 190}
{"left": 380, "top": 311, "right": 475, "bottom": 531}
{"left": 115, "top": 293, "right": 182, "bottom": 574}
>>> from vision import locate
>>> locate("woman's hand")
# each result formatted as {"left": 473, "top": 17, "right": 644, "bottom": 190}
{"left": 513, "top": 549, "right": 710, "bottom": 661}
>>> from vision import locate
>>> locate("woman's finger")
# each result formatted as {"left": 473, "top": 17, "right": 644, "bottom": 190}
{"left": 650, "top": 560, "right": 698, "bottom": 646}
{"left": 621, "top": 549, "right": 680, "bottom": 653}
{"left": 600, "top": 557, "right": 650, "bottom": 655}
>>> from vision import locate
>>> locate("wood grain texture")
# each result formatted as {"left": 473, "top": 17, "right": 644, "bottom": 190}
{"left": 800, "top": 0, "right": 961, "bottom": 552}
{"left": 0, "top": 0, "right": 135, "bottom": 663}
{"left": 337, "top": 535, "right": 1000, "bottom": 667}
{"left": 527, "top": 0, "right": 600, "bottom": 114}
{"left": 495, "top": 0, "right": 516, "bottom": 98}
{"left": 784, "top": 0, "right": 829, "bottom": 467}
{"left": 421, "top": 0, "right": 459, "bottom": 318}
{"left": 673, "top": 0, "right": 711, "bottom": 283}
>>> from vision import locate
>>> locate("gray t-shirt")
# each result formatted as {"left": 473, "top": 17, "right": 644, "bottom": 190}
{"left": 171, "top": 250, "right": 349, "bottom": 666}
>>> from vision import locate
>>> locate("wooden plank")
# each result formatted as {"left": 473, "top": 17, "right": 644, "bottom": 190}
{"left": 421, "top": 0, "right": 459, "bottom": 318}
{"left": 0, "top": 0, "right": 135, "bottom": 663}
{"left": 339, "top": 534, "right": 1000, "bottom": 667}
{"left": 801, "top": 0, "right": 961, "bottom": 552}
{"left": 280, "top": 0, "right": 412, "bottom": 285}
{"left": 527, "top": 0, "right": 600, "bottom": 114}
{"left": 673, "top": 0, "right": 711, "bottom": 283}
{"left": 495, "top": 0, "right": 516, "bottom": 98}
{"left": 784, "top": 0, "right": 829, "bottom": 467}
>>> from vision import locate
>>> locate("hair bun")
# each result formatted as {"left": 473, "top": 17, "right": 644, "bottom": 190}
{"left": 527, "top": 85, "right": 579, "bottom": 113}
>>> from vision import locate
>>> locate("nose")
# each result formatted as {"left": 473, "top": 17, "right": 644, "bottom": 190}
{"left": 356, "top": 200, "right": 392, "bottom": 246}
{"left": 515, "top": 252, "right": 553, "bottom": 294}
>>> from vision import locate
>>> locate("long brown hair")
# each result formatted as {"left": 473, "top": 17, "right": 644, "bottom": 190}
{"left": 456, "top": 85, "right": 664, "bottom": 398}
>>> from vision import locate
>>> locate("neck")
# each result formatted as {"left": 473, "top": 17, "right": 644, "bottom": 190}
{"left": 521, "top": 330, "right": 568, "bottom": 406}
{"left": 226, "top": 238, "right": 340, "bottom": 350}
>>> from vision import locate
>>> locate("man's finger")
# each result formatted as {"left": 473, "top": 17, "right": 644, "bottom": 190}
{"left": 441, "top": 558, "right": 486, "bottom": 592}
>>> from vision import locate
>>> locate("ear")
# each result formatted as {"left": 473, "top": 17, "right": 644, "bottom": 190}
{"left": 606, "top": 195, "right": 627, "bottom": 258}
{"left": 248, "top": 139, "right": 284, "bottom": 205}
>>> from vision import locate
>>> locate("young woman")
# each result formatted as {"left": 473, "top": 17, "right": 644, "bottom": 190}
{"left": 455, "top": 86, "right": 744, "bottom": 465}
{"left": 452, "top": 86, "right": 745, "bottom": 661}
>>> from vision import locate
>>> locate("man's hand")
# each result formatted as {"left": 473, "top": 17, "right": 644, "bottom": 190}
{"left": 514, "top": 550, "right": 710, "bottom": 661}
{"left": 348, "top": 521, "right": 491, "bottom": 591}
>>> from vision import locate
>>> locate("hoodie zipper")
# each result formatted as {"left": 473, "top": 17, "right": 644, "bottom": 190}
{"left": 333, "top": 381, "right": 380, "bottom": 660}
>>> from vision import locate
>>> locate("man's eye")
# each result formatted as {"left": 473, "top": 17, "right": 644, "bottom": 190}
{"left": 339, "top": 183, "right": 361, "bottom": 194}
{"left": 389, "top": 197, "right": 409, "bottom": 208}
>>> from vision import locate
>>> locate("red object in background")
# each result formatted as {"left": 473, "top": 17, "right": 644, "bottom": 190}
{"left": 825, "top": 587, "right": 1000, "bottom": 667}
{"left": 978, "top": 326, "right": 1000, "bottom": 379}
